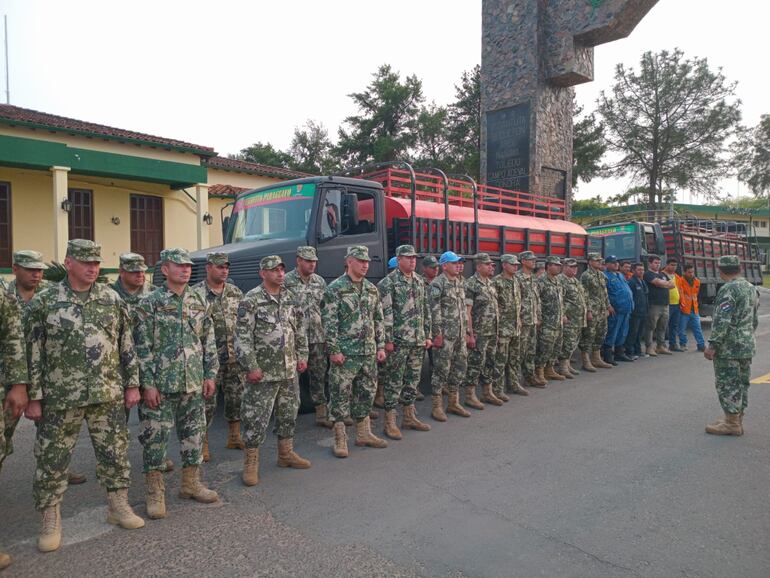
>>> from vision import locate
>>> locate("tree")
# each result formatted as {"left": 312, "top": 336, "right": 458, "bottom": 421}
{"left": 734, "top": 115, "right": 770, "bottom": 202}
{"left": 572, "top": 101, "right": 606, "bottom": 188}
{"left": 446, "top": 65, "right": 481, "bottom": 179}
{"left": 232, "top": 142, "right": 292, "bottom": 168}
{"left": 413, "top": 103, "right": 452, "bottom": 170}
{"left": 288, "top": 120, "right": 338, "bottom": 175}
{"left": 597, "top": 49, "right": 742, "bottom": 212}
{"left": 571, "top": 196, "right": 609, "bottom": 212}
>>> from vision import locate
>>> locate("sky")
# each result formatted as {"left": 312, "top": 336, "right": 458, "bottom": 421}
{"left": 3, "top": 0, "right": 768, "bottom": 202}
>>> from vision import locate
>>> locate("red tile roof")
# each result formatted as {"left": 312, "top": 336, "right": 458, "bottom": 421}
{"left": 208, "top": 183, "right": 250, "bottom": 198}
{"left": 205, "top": 155, "right": 311, "bottom": 180}
{"left": 0, "top": 104, "right": 216, "bottom": 156}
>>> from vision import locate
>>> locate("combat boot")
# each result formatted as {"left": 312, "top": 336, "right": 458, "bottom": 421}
{"left": 277, "top": 438, "right": 311, "bottom": 469}
{"left": 567, "top": 359, "right": 580, "bottom": 376}
{"left": 383, "top": 409, "right": 403, "bottom": 439}
{"left": 446, "top": 391, "right": 471, "bottom": 417}
{"left": 705, "top": 413, "right": 743, "bottom": 436}
{"left": 227, "top": 421, "right": 246, "bottom": 449}
{"left": 495, "top": 389, "right": 511, "bottom": 402}
{"left": 38, "top": 504, "right": 61, "bottom": 553}
{"left": 144, "top": 471, "right": 166, "bottom": 519}
{"left": 464, "top": 386, "right": 485, "bottom": 410}
{"left": 179, "top": 466, "right": 219, "bottom": 503}
{"left": 202, "top": 432, "right": 211, "bottom": 462}
{"left": 441, "top": 386, "right": 449, "bottom": 396}
{"left": 106, "top": 489, "right": 145, "bottom": 529}
{"left": 369, "top": 409, "right": 379, "bottom": 420}
{"left": 355, "top": 417, "right": 388, "bottom": 448}
{"left": 314, "top": 405, "right": 333, "bottom": 429}
{"left": 401, "top": 404, "right": 431, "bottom": 431}
{"left": 510, "top": 382, "right": 529, "bottom": 396}
{"left": 163, "top": 458, "right": 175, "bottom": 473}
{"left": 581, "top": 351, "right": 597, "bottom": 372}
{"left": 480, "top": 383, "right": 504, "bottom": 406}
{"left": 557, "top": 360, "right": 573, "bottom": 379}
{"left": 431, "top": 394, "right": 447, "bottom": 422}
{"left": 333, "top": 422, "right": 349, "bottom": 458}
{"left": 0, "top": 551, "right": 10, "bottom": 570}
{"left": 373, "top": 382, "right": 385, "bottom": 408}
{"left": 343, "top": 416, "right": 354, "bottom": 427}
{"left": 242, "top": 448, "right": 260, "bottom": 485}
{"left": 603, "top": 346, "right": 618, "bottom": 366}
{"left": 532, "top": 367, "right": 547, "bottom": 387}
{"left": 544, "top": 365, "right": 566, "bottom": 381}
{"left": 591, "top": 350, "right": 612, "bottom": 369}
{"left": 414, "top": 386, "right": 425, "bottom": 401}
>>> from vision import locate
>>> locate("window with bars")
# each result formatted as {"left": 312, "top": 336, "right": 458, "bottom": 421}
{"left": 130, "top": 194, "right": 164, "bottom": 267}
{"left": 67, "top": 188, "right": 94, "bottom": 241}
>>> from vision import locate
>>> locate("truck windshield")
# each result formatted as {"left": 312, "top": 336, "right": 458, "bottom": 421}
{"left": 229, "top": 183, "right": 315, "bottom": 243}
{"left": 601, "top": 233, "right": 636, "bottom": 261}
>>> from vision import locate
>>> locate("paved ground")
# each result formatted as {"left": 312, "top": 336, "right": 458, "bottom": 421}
{"left": 3, "top": 290, "right": 770, "bottom": 577}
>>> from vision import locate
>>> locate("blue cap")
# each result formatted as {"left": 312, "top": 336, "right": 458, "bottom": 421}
{"left": 439, "top": 251, "right": 463, "bottom": 265}
{"left": 605, "top": 255, "right": 618, "bottom": 263}
{"left": 388, "top": 256, "right": 397, "bottom": 269}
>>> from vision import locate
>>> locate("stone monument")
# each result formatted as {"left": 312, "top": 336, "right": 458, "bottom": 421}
{"left": 481, "top": 0, "right": 658, "bottom": 215}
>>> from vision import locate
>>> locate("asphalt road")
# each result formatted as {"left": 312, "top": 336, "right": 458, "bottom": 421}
{"left": 3, "top": 289, "right": 770, "bottom": 577}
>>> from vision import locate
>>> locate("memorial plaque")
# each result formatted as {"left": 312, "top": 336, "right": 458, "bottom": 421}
{"left": 485, "top": 102, "right": 530, "bottom": 192}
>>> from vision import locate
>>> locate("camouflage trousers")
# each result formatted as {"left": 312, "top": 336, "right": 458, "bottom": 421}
{"left": 139, "top": 392, "right": 205, "bottom": 473}
{"left": 242, "top": 379, "right": 299, "bottom": 447}
{"left": 34, "top": 401, "right": 130, "bottom": 509}
{"left": 560, "top": 320, "right": 583, "bottom": 360}
{"left": 328, "top": 354, "right": 377, "bottom": 422}
{"left": 464, "top": 334, "right": 497, "bottom": 388}
{"left": 580, "top": 312, "right": 608, "bottom": 352}
{"left": 1, "top": 396, "right": 18, "bottom": 473}
{"left": 383, "top": 344, "right": 425, "bottom": 410}
{"left": 536, "top": 324, "right": 563, "bottom": 367}
{"left": 493, "top": 333, "right": 520, "bottom": 395}
{"left": 519, "top": 324, "right": 537, "bottom": 379}
{"left": 713, "top": 358, "right": 752, "bottom": 414}
{"left": 205, "top": 363, "right": 245, "bottom": 427}
{"left": 430, "top": 336, "right": 467, "bottom": 396}
{"left": 307, "top": 342, "right": 329, "bottom": 407}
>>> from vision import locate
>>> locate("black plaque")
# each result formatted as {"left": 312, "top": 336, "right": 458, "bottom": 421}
{"left": 486, "top": 102, "right": 530, "bottom": 191}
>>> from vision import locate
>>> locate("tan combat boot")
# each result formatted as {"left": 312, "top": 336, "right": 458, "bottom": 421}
{"left": 0, "top": 551, "right": 10, "bottom": 570}
{"left": 557, "top": 360, "right": 573, "bottom": 379}
{"left": 510, "top": 382, "right": 529, "bottom": 396}
{"left": 431, "top": 394, "right": 447, "bottom": 422}
{"left": 37, "top": 504, "right": 61, "bottom": 553}
{"left": 401, "top": 404, "right": 431, "bottom": 431}
{"left": 106, "top": 489, "right": 145, "bottom": 529}
{"left": 374, "top": 382, "right": 385, "bottom": 409}
{"left": 277, "top": 438, "right": 311, "bottom": 469}
{"left": 581, "top": 351, "right": 597, "bottom": 372}
{"left": 179, "top": 466, "right": 219, "bottom": 503}
{"left": 355, "top": 417, "right": 388, "bottom": 448}
{"left": 532, "top": 367, "right": 547, "bottom": 388}
{"left": 464, "top": 386, "right": 485, "bottom": 410}
{"left": 145, "top": 471, "right": 166, "bottom": 519}
{"left": 495, "top": 388, "right": 511, "bottom": 402}
{"left": 202, "top": 432, "right": 211, "bottom": 462}
{"left": 242, "top": 448, "right": 260, "bottom": 485}
{"left": 447, "top": 391, "right": 471, "bottom": 417}
{"left": 567, "top": 359, "right": 580, "bottom": 376}
{"left": 333, "top": 421, "right": 349, "bottom": 458}
{"left": 480, "top": 383, "right": 504, "bottom": 406}
{"left": 544, "top": 364, "right": 566, "bottom": 381}
{"left": 226, "top": 421, "right": 246, "bottom": 449}
{"left": 314, "top": 405, "right": 333, "bottom": 429}
{"left": 383, "top": 409, "right": 403, "bottom": 440}
{"left": 591, "top": 350, "right": 613, "bottom": 369}
{"left": 705, "top": 413, "right": 743, "bottom": 436}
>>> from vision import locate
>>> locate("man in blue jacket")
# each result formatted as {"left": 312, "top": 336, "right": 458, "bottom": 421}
{"left": 603, "top": 255, "right": 634, "bottom": 364}
{"left": 625, "top": 262, "right": 648, "bottom": 359}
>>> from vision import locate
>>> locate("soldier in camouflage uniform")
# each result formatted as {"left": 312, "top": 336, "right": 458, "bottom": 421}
{"left": 492, "top": 254, "right": 528, "bottom": 399}
{"left": 516, "top": 251, "right": 543, "bottom": 387}
{"left": 703, "top": 255, "right": 760, "bottom": 436}
{"left": 579, "top": 253, "right": 613, "bottom": 370}
{"left": 135, "top": 247, "right": 220, "bottom": 520}
{"left": 557, "top": 258, "right": 588, "bottom": 378}
{"left": 284, "top": 246, "right": 331, "bottom": 428}
{"left": 535, "top": 256, "right": 567, "bottom": 384}
{"left": 193, "top": 252, "right": 245, "bottom": 460}
{"left": 464, "top": 253, "right": 503, "bottom": 407}
{"left": 235, "top": 255, "right": 310, "bottom": 486}
{"left": 377, "top": 245, "right": 433, "bottom": 438}
{"left": 26, "top": 240, "right": 144, "bottom": 553}
{"left": 322, "top": 246, "right": 388, "bottom": 458}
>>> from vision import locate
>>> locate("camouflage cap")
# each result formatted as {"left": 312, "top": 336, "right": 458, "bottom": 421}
{"left": 396, "top": 244, "right": 417, "bottom": 257}
{"left": 13, "top": 250, "right": 48, "bottom": 270}
{"left": 67, "top": 239, "right": 103, "bottom": 263}
{"left": 206, "top": 252, "right": 229, "bottom": 266}
{"left": 519, "top": 250, "right": 536, "bottom": 261}
{"left": 296, "top": 246, "right": 318, "bottom": 261}
{"left": 260, "top": 255, "right": 284, "bottom": 270}
{"left": 118, "top": 252, "right": 147, "bottom": 272}
{"left": 346, "top": 245, "right": 371, "bottom": 261}
{"left": 564, "top": 258, "right": 578, "bottom": 267}
{"left": 501, "top": 254, "right": 520, "bottom": 265}
{"left": 587, "top": 252, "right": 602, "bottom": 261}
{"left": 160, "top": 247, "right": 193, "bottom": 265}
{"left": 718, "top": 255, "right": 740, "bottom": 268}
{"left": 422, "top": 255, "right": 439, "bottom": 268}
{"left": 545, "top": 255, "right": 562, "bottom": 265}
{"left": 474, "top": 252, "right": 493, "bottom": 264}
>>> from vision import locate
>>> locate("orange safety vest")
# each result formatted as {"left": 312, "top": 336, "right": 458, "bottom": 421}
{"left": 676, "top": 274, "right": 700, "bottom": 315}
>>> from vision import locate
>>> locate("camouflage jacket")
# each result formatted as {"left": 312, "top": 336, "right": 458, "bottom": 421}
{"left": 466, "top": 273, "right": 498, "bottom": 336}
{"left": 378, "top": 269, "right": 431, "bottom": 344}
{"left": 559, "top": 274, "right": 587, "bottom": 329}
{"left": 134, "top": 284, "right": 219, "bottom": 394}
{"left": 322, "top": 274, "right": 385, "bottom": 356}
{"left": 235, "top": 285, "right": 307, "bottom": 382}
{"left": 580, "top": 268, "right": 609, "bottom": 314}
{"left": 6, "top": 279, "right": 51, "bottom": 311}
{"left": 538, "top": 274, "right": 564, "bottom": 329}
{"left": 709, "top": 277, "right": 759, "bottom": 359}
{"left": 428, "top": 273, "right": 468, "bottom": 341}
{"left": 284, "top": 269, "right": 326, "bottom": 344}
{"left": 26, "top": 280, "right": 138, "bottom": 409}
{"left": 0, "top": 289, "right": 29, "bottom": 392}
{"left": 492, "top": 273, "right": 521, "bottom": 337}
{"left": 515, "top": 271, "right": 540, "bottom": 326}
{"left": 111, "top": 278, "right": 156, "bottom": 308}
{"left": 193, "top": 281, "right": 243, "bottom": 366}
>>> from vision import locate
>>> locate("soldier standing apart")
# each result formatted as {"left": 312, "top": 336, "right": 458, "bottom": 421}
{"left": 535, "top": 257, "right": 567, "bottom": 384}
{"left": 194, "top": 252, "right": 245, "bottom": 461}
{"left": 603, "top": 255, "right": 634, "bottom": 364}
{"left": 321, "top": 246, "right": 387, "bottom": 458}
{"left": 703, "top": 256, "right": 759, "bottom": 436}
{"left": 492, "top": 254, "right": 528, "bottom": 398}
{"left": 26, "top": 240, "right": 144, "bottom": 552}
{"left": 135, "top": 248, "right": 220, "bottom": 519}
{"left": 579, "top": 253, "right": 613, "bottom": 370}
{"left": 428, "top": 251, "right": 472, "bottom": 421}
{"left": 235, "top": 255, "right": 310, "bottom": 486}
{"left": 378, "top": 245, "right": 433, "bottom": 439}
{"left": 516, "top": 251, "right": 543, "bottom": 387}
{"left": 284, "top": 246, "right": 331, "bottom": 428}
{"left": 464, "top": 253, "right": 502, "bottom": 407}
{"left": 557, "top": 258, "right": 588, "bottom": 378}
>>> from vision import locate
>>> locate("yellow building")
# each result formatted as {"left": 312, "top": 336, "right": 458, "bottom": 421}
{"left": 0, "top": 104, "right": 307, "bottom": 277}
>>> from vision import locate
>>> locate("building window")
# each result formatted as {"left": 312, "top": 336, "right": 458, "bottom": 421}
{"left": 130, "top": 194, "right": 164, "bottom": 267}
{"left": 68, "top": 188, "right": 94, "bottom": 241}
{"left": 0, "top": 182, "right": 12, "bottom": 267}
